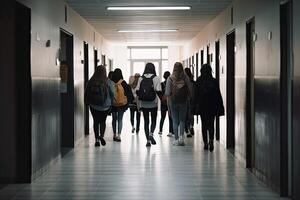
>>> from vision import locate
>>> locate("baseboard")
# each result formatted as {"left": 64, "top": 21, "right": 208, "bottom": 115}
{"left": 31, "top": 154, "right": 61, "bottom": 182}
{"left": 253, "top": 168, "right": 280, "bottom": 193}
{"left": 0, "top": 177, "right": 17, "bottom": 184}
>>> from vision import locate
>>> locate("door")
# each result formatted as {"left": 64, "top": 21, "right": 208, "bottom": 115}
{"left": 83, "top": 42, "right": 89, "bottom": 135}
{"left": 94, "top": 49, "right": 98, "bottom": 70}
{"left": 207, "top": 45, "right": 210, "bottom": 64}
{"left": 101, "top": 54, "right": 106, "bottom": 66}
{"left": 246, "top": 18, "right": 255, "bottom": 169}
{"left": 60, "top": 29, "right": 74, "bottom": 152}
{"left": 226, "top": 30, "right": 236, "bottom": 152}
{"left": 15, "top": 1, "right": 31, "bottom": 183}
{"left": 201, "top": 50, "right": 204, "bottom": 67}
{"left": 280, "top": 1, "right": 293, "bottom": 197}
{"left": 215, "top": 41, "right": 220, "bottom": 141}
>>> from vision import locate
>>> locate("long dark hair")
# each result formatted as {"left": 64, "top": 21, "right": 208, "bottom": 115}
{"left": 163, "top": 71, "right": 171, "bottom": 80}
{"left": 91, "top": 65, "right": 107, "bottom": 82}
{"left": 143, "top": 63, "right": 156, "bottom": 76}
{"left": 112, "top": 68, "right": 123, "bottom": 83}
{"left": 200, "top": 64, "right": 213, "bottom": 79}
{"left": 184, "top": 68, "right": 194, "bottom": 80}
{"left": 108, "top": 71, "right": 114, "bottom": 80}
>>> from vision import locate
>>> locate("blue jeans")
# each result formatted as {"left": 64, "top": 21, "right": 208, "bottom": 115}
{"left": 170, "top": 102, "right": 188, "bottom": 140}
{"left": 112, "top": 110, "right": 125, "bottom": 134}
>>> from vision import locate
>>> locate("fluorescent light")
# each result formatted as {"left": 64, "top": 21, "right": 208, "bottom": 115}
{"left": 118, "top": 29, "right": 178, "bottom": 33}
{"left": 107, "top": 6, "right": 191, "bottom": 11}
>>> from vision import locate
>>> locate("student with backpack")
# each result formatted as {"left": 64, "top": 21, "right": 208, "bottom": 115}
{"left": 159, "top": 71, "right": 173, "bottom": 136}
{"left": 165, "top": 62, "right": 192, "bottom": 146}
{"left": 184, "top": 68, "right": 196, "bottom": 138}
{"left": 193, "top": 64, "right": 224, "bottom": 151}
{"left": 129, "top": 73, "right": 141, "bottom": 134}
{"left": 111, "top": 68, "right": 133, "bottom": 142}
{"left": 136, "top": 63, "right": 162, "bottom": 147}
{"left": 84, "top": 65, "right": 115, "bottom": 147}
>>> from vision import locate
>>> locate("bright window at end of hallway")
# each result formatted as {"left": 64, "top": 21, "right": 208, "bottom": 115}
{"left": 128, "top": 47, "right": 169, "bottom": 81}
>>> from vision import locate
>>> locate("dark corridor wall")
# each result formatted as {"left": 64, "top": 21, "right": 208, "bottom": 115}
{"left": 14, "top": 0, "right": 103, "bottom": 180}
{"left": 293, "top": 1, "right": 300, "bottom": 199}
{"left": 0, "top": 0, "right": 17, "bottom": 182}
{"left": 183, "top": 0, "right": 299, "bottom": 197}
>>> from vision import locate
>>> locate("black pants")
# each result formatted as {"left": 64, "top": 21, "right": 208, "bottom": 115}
{"left": 90, "top": 108, "right": 109, "bottom": 139}
{"left": 142, "top": 107, "right": 158, "bottom": 140}
{"left": 200, "top": 114, "right": 215, "bottom": 144}
{"left": 159, "top": 106, "right": 173, "bottom": 133}
{"left": 130, "top": 107, "right": 141, "bottom": 132}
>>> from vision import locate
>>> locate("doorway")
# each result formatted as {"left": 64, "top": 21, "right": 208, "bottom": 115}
{"left": 226, "top": 30, "right": 236, "bottom": 152}
{"left": 191, "top": 55, "right": 195, "bottom": 76}
{"left": 94, "top": 49, "right": 98, "bottom": 70}
{"left": 200, "top": 50, "right": 204, "bottom": 67}
{"left": 60, "top": 29, "right": 74, "bottom": 153}
{"left": 280, "top": 0, "right": 293, "bottom": 197}
{"left": 101, "top": 54, "right": 106, "bottom": 66}
{"left": 109, "top": 59, "right": 113, "bottom": 72}
{"left": 15, "top": 1, "right": 31, "bottom": 182}
{"left": 246, "top": 18, "right": 255, "bottom": 169}
{"left": 83, "top": 42, "right": 89, "bottom": 135}
{"left": 207, "top": 45, "right": 210, "bottom": 64}
{"left": 215, "top": 40, "right": 220, "bottom": 141}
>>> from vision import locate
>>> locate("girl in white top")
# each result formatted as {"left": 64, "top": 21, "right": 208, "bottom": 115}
{"left": 136, "top": 63, "right": 162, "bottom": 147}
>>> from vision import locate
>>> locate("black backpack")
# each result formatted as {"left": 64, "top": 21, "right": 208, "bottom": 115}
{"left": 84, "top": 79, "right": 107, "bottom": 106}
{"left": 138, "top": 75, "right": 156, "bottom": 101}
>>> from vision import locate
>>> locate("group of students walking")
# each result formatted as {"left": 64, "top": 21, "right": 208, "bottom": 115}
{"left": 85, "top": 62, "right": 224, "bottom": 152}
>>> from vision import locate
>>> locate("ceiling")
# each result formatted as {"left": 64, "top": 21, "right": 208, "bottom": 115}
{"left": 66, "top": 0, "right": 233, "bottom": 44}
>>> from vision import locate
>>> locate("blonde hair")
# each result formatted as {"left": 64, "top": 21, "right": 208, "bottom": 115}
{"left": 129, "top": 73, "right": 140, "bottom": 89}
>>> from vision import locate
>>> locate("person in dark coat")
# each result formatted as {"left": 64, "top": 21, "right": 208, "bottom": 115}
{"left": 193, "top": 64, "right": 224, "bottom": 151}
{"left": 184, "top": 67, "right": 196, "bottom": 137}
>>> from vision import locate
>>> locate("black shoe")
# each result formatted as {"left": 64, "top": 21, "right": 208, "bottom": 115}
{"left": 149, "top": 136, "right": 156, "bottom": 145}
{"left": 116, "top": 136, "right": 121, "bottom": 142}
{"left": 209, "top": 142, "right": 214, "bottom": 152}
{"left": 186, "top": 133, "right": 192, "bottom": 138}
{"left": 146, "top": 142, "right": 151, "bottom": 147}
{"left": 113, "top": 136, "right": 117, "bottom": 141}
{"left": 204, "top": 143, "right": 208, "bottom": 150}
{"left": 99, "top": 137, "right": 106, "bottom": 146}
{"left": 95, "top": 141, "right": 100, "bottom": 147}
{"left": 190, "top": 128, "right": 195, "bottom": 135}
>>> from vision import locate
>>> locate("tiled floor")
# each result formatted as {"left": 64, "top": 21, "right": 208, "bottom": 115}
{"left": 0, "top": 114, "right": 289, "bottom": 200}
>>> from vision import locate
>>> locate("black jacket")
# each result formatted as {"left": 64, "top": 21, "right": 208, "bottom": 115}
{"left": 192, "top": 76, "right": 224, "bottom": 116}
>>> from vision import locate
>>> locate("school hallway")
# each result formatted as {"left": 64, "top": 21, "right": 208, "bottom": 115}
{"left": 0, "top": 114, "right": 287, "bottom": 200}
{"left": 2, "top": 0, "right": 300, "bottom": 199}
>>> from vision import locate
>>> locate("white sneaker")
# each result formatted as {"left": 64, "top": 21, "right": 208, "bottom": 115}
{"left": 179, "top": 139, "right": 185, "bottom": 146}
{"left": 173, "top": 140, "right": 180, "bottom": 146}
{"left": 167, "top": 132, "right": 173, "bottom": 137}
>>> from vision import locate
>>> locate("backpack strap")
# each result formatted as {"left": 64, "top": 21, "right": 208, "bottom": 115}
{"left": 117, "top": 79, "right": 123, "bottom": 84}
{"left": 150, "top": 75, "right": 155, "bottom": 79}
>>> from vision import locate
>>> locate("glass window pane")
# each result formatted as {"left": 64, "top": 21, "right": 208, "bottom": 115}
{"left": 127, "top": 48, "right": 131, "bottom": 59}
{"left": 133, "top": 61, "right": 145, "bottom": 75}
{"left": 152, "top": 61, "right": 160, "bottom": 76}
{"left": 162, "top": 48, "right": 168, "bottom": 59}
{"left": 162, "top": 61, "right": 170, "bottom": 76}
{"left": 131, "top": 48, "right": 160, "bottom": 59}
{"left": 120, "top": 61, "right": 130, "bottom": 82}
